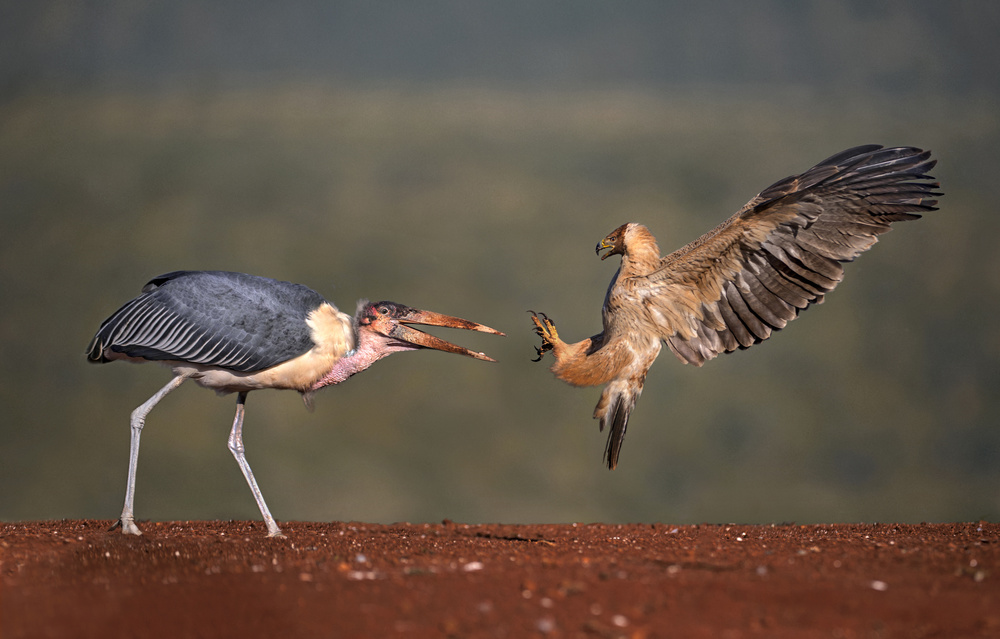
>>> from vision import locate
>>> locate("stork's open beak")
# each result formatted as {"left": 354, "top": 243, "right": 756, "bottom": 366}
{"left": 388, "top": 308, "right": 505, "bottom": 362}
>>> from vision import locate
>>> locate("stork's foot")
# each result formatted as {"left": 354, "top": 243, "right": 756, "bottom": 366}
{"left": 110, "top": 517, "right": 143, "bottom": 536}
{"left": 266, "top": 526, "right": 287, "bottom": 539}
{"left": 529, "top": 311, "right": 559, "bottom": 362}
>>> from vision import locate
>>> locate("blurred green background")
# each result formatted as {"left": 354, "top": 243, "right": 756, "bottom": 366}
{"left": 1, "top": 1, "right": 998, "bottom": 527}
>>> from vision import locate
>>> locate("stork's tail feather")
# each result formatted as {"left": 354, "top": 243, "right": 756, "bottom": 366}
{"left": 85, "top": 335, "right": 109, "bottom": 363}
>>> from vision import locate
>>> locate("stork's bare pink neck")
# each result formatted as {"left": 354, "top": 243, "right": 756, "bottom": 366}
{"left": 309, "top": 331, "right": 416, "bottom": 391}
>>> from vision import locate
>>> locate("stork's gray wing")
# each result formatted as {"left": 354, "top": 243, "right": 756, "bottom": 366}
{"left": 634, "top": 145, "right": 940, "bottom": 366}
{"left": 86, "top": 271, "right": 328, "bottom": 372}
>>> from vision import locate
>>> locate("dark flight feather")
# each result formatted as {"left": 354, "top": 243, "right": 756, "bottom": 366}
{"left": 87, "top": 271, "right": 327, "bottom": 372}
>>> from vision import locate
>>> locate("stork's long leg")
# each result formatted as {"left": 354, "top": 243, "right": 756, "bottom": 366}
{"left": 113, "top": 375, "right": 187, "bottom": 535}
{"left": 227, "top": 392, "right": 283, "bottom": 537}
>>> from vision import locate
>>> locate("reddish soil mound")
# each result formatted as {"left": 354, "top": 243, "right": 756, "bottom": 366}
{"left": 2, "top": 520, "right": 997, "bottom": 637}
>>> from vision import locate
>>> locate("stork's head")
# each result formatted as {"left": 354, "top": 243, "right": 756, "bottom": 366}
{"left": 356, "top": 301, "right": 504, "bottom": 362}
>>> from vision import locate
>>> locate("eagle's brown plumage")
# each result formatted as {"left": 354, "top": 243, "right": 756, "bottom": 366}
{"left": 531, "top": 144, "right": 941, "bottom": 469}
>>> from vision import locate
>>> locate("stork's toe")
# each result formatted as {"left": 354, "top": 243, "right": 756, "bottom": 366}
{"left": 110, "top": 517, "right": 143, "bottom": 536}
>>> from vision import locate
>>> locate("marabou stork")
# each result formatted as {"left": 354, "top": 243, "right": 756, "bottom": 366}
{"left": 530, "top": 145, "right": 941, "bottom": 469}
{"left": 87, "top": 270, "right": 504, "bottom": 537}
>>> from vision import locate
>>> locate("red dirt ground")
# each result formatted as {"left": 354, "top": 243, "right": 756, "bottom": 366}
{"left": 2, "top": 520, "right": 997, "bottom": 638}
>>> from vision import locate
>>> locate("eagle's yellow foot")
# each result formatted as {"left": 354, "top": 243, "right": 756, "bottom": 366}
{"left": 529, "top": 311, "right": 559, "bottom": 362}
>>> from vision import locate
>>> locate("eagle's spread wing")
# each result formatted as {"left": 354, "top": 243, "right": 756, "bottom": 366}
{"left": 633, "top": 145, "right": 939, "bottom": 366}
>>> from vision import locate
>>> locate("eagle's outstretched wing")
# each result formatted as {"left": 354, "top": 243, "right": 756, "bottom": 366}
{"left": 633, "top": 145, "right": 939, "bottom": 366}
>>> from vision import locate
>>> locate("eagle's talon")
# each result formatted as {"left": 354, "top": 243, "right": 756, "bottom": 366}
{"left": 529, "top": 310, "right": 559, "bottom": 361}
{"left": 532, "top": 342, "right": 554, "bottom": 362}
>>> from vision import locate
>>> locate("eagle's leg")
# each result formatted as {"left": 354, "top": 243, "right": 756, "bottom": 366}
{"left": 529, "top": 311, "right": 560, "bottom": 362}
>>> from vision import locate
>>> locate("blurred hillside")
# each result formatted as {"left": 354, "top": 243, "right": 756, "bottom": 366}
{"left": 1, "top": 1, "right": 998, "bottom": 526}
{"left": 3, "top": 1, "right": 999, "bottom": 95}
